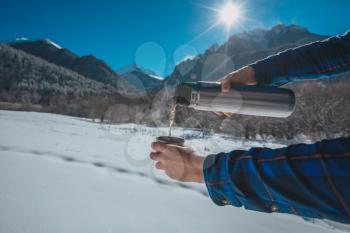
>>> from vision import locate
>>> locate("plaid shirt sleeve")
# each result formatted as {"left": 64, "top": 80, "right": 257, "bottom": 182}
{"left": 203, "top": 137, "right": 350, "bottom": 223}
{"left": 250, "top": 30, "right": 350, "bottom": 86}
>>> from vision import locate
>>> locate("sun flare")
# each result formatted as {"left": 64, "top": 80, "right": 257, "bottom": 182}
{"left": 219, "top": 2, "right": 242, "bottom": 27}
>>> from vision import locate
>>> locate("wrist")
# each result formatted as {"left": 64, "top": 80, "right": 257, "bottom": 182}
{"left": 193, "top": 156, "right": 205, "bottom": 183}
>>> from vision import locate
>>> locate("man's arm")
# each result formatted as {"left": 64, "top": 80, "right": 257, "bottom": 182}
{"left": 222, "top": 30, "right": 350, "bottom": 89}
{"left": 252, "top": 30, "right": 350, "bottom": 86}
{"left": 204, "top": 137, "right": 350, "bottom": 223}
{"left": 150, "top": 137, "right": 350, "bottom": 223}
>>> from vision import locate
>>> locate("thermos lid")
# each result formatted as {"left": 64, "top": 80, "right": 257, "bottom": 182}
{"left": 175, "top": 82, "right": 223, "bottom": 106}
{"left": 175, "top": 83, "right": 192, "bottom": 106}
{"left": 156, "top": 136, "right": 185, "bottom": 146}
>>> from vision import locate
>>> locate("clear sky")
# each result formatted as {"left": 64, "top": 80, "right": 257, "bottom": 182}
{"left": 1, "top": 0, "right": 349, "bottom": 77}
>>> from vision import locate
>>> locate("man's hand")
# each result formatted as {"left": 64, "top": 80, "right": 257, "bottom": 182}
{"left": 215, "top": 66, "right": 257, "bottom": 118}
{"left": 221, "top": 66, "right": 257, "bottom": 92}
{"left": 150, "top": 142, "right": 205, "bottom": 183}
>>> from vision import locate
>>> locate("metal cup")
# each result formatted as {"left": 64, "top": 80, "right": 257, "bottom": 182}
{"left": 156, "top": 136, "right": 185, "bottom": 146}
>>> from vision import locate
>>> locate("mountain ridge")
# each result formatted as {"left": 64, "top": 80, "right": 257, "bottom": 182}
{"left": 10, "top": 39, "right": 120, "bottom": 86}
{"left": 116, "top": 64, "right": 164, "bottom": 92}
{"left": 6, "top": 24, "right": 329, "bottom": 90}
{"left": 165, "top": 24, "right": 328, "bottom": 84}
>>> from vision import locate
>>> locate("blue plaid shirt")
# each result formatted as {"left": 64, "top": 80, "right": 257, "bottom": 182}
{"left": 204, "top": 30, "right": 350, "bottom": 223}
{"left": 251, "top": 30, "right": 350, "bottom": 86}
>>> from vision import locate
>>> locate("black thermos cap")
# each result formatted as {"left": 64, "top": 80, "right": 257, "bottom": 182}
{"left": 175, "top": 83, "right": 193, "bottom": 106}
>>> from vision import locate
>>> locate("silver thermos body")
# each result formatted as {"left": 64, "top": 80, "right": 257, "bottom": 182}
{"left": 175, "top": 82, "right": 295, "bottom": 118}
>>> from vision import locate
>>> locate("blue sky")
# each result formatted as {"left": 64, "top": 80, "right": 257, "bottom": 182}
{"left": 0, "top": 0, "right": 349, "bottom": 76}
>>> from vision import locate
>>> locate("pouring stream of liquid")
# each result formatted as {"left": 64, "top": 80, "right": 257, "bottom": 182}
{"left": 168, "top": 104, "right": 177, "bottom": 137}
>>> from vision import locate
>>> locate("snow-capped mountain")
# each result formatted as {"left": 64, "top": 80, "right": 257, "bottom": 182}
{"left": 43, "top": 39, "right": 62, "bottom": 49}
{"left": 166, "top": 24, "right": 328, "bottom": 84}
{"left": 0, "top": 44, "right": 116, "bottom": 96}
{"left": 117, "top": 64, "right": 161, "bottom": 78}
{"left": 15, "top": 37, "right": 29, "bottom": 42}
{"left": 10, "top": 39, "right": 121, "bottom": 86}
{"left": 117, "top": 64, "right": 163, "bottom": 92}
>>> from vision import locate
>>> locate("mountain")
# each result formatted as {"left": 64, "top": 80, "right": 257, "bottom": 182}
{"left": 10, "top": 39, "right": 120, "bottom": 86}
{"left": 0, "top": 44, "right": 114, "bottom": 94}
{"left": 0, "top": 44, "right": 145, "bottom": 117}
{"left": 116, "top": 64, "right": 163, "bottom": 92}
{"left": 165, "top": 24, "right": 329, "bottom": 85}
{"left": 117, "top": 64, "right": 161, "bottom": 78}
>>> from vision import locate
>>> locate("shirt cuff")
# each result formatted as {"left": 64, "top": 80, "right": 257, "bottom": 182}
{"left": 203, "top": 153, "right": 242, "bottom": 207}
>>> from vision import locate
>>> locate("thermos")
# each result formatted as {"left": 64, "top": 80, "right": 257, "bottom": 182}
{"left": 175, "top": 81, "right": 295, "bottom": 118}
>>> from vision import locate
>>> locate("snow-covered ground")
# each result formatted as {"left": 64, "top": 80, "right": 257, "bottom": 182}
{"left": 0, "top": 110, "right": 348, "bottom": 233}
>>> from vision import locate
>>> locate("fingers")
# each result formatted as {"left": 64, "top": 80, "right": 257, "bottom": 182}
{"left": 214, "top": 112, "right": 225, "bottom": 118}
{"left": 149, "top": 151, "right": 170, "bottom": 163}
{"left": 150, "top": 152, "right": 165, "bottom": 170}
{"left": 155, "top": 162, "right": 165, "bottom": 170}
{"left": 221, "top": 78, "right": 231, "bottom": 93}
{"left": 222, "top": 112, "right": 234, "bottom": 118}
{"left": 220, "top": 66, "right": 257, "bottom": 93}
{"left": 151, "top": 142, "right": 168, "bottom": 153}
{"left": 149, "top": 152, "right": 159, "bottom": 161}
{"left": 150, "top": 142, "right": 186, "bottom": 166}
{"left": 214, "top": 111, "right": 234, "bottom": 118}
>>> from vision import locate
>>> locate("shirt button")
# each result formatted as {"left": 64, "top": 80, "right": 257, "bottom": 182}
{"left": 221, "top": 199, "right": 230, "bottom": 205}
{"left": 270, "top": 204, "right": 278, "bottom": 212}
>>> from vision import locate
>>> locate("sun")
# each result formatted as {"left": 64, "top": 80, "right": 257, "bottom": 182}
{"left": 219, "top": 2, "right": 242, "bottom": 27}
